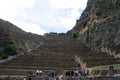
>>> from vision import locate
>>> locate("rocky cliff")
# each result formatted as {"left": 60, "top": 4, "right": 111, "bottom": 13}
{"left": 69, "top": 0, "right": 120, "bottom": 57}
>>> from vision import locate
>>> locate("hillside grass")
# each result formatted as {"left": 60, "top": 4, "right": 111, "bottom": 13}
{"left": 89, "top": 64, "right": 120, "bottom": 70}
{"left": 0, "top": 75, "right": 26, "bottom": 78}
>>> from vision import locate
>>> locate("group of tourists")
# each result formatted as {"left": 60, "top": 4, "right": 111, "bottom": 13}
{"left": 36, "top": 70, "right": 44, "bottom": 76}
{"left": 22, "top": 65, "right": 116, "bottom": 80}
{"left": 65, "top": 69, "right": 89, "bottom": 79}
{"left": 35, "top": 70, "right": 63, "bottom": 80}
{"left": 65, "top": 65, "right": 116, "bottom": 79}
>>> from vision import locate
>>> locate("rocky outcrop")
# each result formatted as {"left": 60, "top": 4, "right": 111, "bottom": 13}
{"left": 70, "top": 0, "right": 120, "bottom": 33}
{"left": 68, "top": 0, "right": 120, "bottom": 57}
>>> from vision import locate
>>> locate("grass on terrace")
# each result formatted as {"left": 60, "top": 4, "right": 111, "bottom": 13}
{"left": 89, "top": 64, "right": 120, "bottom": 70}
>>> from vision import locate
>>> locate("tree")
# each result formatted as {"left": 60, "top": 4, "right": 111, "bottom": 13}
{"left": 0, "top": 51, "right": 8, "bottom": 59}
{"left": 72, "top": 32, "right": 79, "bottom": 39}
{"left": 4, "top": 42, "right": 17, "bottom": 56}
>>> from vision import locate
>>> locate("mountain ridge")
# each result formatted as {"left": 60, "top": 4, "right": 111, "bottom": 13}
{"left": 0, "top": 19, "right": 43, "bottom": 59}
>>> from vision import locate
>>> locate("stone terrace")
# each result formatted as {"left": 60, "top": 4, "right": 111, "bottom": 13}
{"left": 0, "top": 34, "right": 119, "bottom": 75}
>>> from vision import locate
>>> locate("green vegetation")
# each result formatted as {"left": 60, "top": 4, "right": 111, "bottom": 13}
{"left": 72, "top": 32, "right": 79, "bottom": 39}
{"left": 0, "top": 41, "right": 17, "bottom": 60}
{"left": 93, "top": 21, "right": 97, "bottom": 27}
{"left": 89, "top": 64, "right": 120, "bottom": 70}
{"left": 95, "top": 38, "right": 101, "bottom": 46}
{"left": 0, "top": 51, "right": 8, "bottom": 59}
{"left": 0, "top": 75, "right": 26, "bottom": 78}
{"left": 4, "top": 43, "right": 17, "bottom": 56}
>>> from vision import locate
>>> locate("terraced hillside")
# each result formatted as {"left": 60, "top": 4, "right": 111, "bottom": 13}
{"left": 0, "top": 0, "right": 120, "bottom": 77}
{"left": 0, "top": 33, "right": 119, "bottom": 75}
{"left": 0, "top": 34, "right": 77, "bottom": 75}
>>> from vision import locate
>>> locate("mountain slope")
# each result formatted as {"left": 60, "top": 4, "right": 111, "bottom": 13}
{"left": 0, "top": 19, "right": 43, "bottom": 58}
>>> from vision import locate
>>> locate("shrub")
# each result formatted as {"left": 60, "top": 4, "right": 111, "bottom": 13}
{"left": 0, "top": 51, "right": 8, "bottom": 59}
{"left": 93, "top": 21, "right": 97, "bottom": 27}
{"left": 4, "top": 42, "right": 17, "bottom": 56}
{"left": 95, "top": 39, "right": 101, "bottom": 46}
{"left": 4, "top": 45, "right": 17, "bottom": 56}
{"left": 72, "top": 32, "right": 79, "bottom": 39}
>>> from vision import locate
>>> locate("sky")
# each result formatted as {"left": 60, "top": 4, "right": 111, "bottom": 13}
{"left": 0, "top": 0, "right": 87, "bottom": 35}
